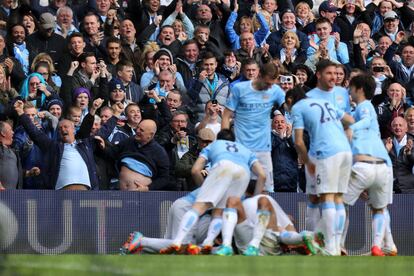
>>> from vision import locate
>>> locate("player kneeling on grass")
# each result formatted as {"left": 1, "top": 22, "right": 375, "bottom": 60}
{"left": 341, "top": 74, "right": 397, "bottom": 256}
{"left": 215, "top": 194, "right": 323, "bottom": 256}
{"left": 159, "top": 129, "right": 266, "bottom": 254}
{"left": 120, "top": 188, "right": 218, "bottom": 255}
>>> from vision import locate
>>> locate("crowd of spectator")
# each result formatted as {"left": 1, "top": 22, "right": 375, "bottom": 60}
{"left": 0, "top": 0, "right": 413, "bottom": 193}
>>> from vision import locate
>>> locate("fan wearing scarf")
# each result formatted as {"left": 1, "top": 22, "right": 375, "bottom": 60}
{"left": 19, "top": 72, "right": 54, "bottom": 110}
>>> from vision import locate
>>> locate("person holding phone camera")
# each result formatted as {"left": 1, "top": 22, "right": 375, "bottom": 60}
{"left": 369, "top": 56, "right": 394, "bottom": 100}
{"left": 19, "top": 72, "right": 55, "bottom": 110}
{"left": 189, "top": 51, "right": 229, "bottom": 122}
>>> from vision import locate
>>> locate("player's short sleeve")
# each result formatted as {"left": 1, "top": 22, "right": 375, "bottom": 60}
{"left": 291, "top": 104, "right": 304, "bottom": 129}
{"left": 225, "top": 84, "right": 241, "bottom": 111}
{"left": 199, "top": 144, "right": 211, "bottom": 160}
{"left": 272, "top": 85, "right": 285, "bottom": 106}
{"left": 336, "top": 108, "right": 345, "bottom": 120}
{"left": 248, "top": 152, "right": 259, "bottom": 168}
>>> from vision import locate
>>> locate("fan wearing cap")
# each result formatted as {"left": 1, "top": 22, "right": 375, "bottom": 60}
{"left": 140, "top": 48, "right": 186, "bottom": 94}
{"left": 372, "top": 11, "right": 404, "bottom": 42}
{"left": 175, "top": 127, "right": 215, "bottom": 191}
{"left": 368, "top": 0, "right": 403, "bottom": 35}
{"left": 107, "top": 77, "right": 129, "bottom": 107}
{"left": 72, "top": 87, "right": 91, "bottom": 124}
{"left": 303, "top": 1, "right": 342, "bottom": 37}
{"left": 26, "top": 12, "right": 66, "bottom": 68}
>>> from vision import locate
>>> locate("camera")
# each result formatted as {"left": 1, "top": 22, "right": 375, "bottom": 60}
{"left": 34, "top": 115, "right": 41, "bottom": 125}
{"left": 211, "top": 99, "right": 218, "bottom": 105}
{"left": 280, "top": 75, "right": 293, "bottom": 84}
{"left": 372, "top": 66, "right": 384, "bottom": 73}
{"left": 180, "top": 127, "right": 189, "bottom": 133}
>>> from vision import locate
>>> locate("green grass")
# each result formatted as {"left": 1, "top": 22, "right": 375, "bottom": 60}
{"left": 0, "top": 255, "right": 413, "bottom": 276}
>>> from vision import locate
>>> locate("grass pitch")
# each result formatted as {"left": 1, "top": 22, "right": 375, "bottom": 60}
{"left": 0, "top": 255, "right": 413, "bottom": 276}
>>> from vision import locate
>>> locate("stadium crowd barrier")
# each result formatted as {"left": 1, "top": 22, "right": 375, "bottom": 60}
{"left": 0, "top": 191, "right": 411, "bottom": 255}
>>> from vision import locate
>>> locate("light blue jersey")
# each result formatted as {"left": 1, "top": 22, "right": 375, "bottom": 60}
{"left": 200, "top": 140, "right": 258, "bottom": 172}
{"left": 306, "top": 86, "right": 351, "bottom": 114}
{"left": 182, "top": 188, "right": 200, "bottom": 203}
{"left": 292, "top": 98, "right": 351, "bottom": 159}
{"left": 226, "top": 81, "right": 285, "bottom": 151}
{"left": 349, "top": 100, "right": 392, "bottom": 166}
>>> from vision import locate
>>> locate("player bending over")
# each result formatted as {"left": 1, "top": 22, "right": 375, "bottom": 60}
{"left": 214, "top": 193, "right": 323, "bottom": 256}
{"left": 159, "top": 129, "right": 266, "bottom": 254}
{"left": 120, "top": 188, "right": 222, "bottom": 254}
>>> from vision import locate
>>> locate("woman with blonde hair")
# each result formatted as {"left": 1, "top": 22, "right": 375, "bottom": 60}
{"left": 225, "top": 1, "right": 269, "bottom": 50}
{"left": 30, "top": 53, "right": 62, "bottom": 89}
{"left": 140, "top": 42, "right": 160, "bottom": 74}
{"left": 295, "top": 2, "right": 314, "bottom": 31}
{"left": 162, "top": 1, "right": 194, "bottom": 42}
{"left": 275, "top": 31, "right": 306, "bottom": 72}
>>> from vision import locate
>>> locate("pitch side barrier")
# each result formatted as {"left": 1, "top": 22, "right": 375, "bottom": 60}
{"left": 0, "top": 191, "right": 411, "bottom": 255}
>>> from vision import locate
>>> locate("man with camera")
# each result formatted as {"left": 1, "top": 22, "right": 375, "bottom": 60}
{"left": 156, "top": 111, "right": 196, "bottom": 190}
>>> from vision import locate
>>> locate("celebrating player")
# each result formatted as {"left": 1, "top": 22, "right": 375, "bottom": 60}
{"left": 159, "top": 129, "right": 266, "bottom": 254}
{"left": 342, "top": 74, "right": 396, "bottom": 256}
{"left": 222, "top": 62, "right": 285, "bottom": 192}
{"left": 290, "top": 86, "right": 354, "bottom": 256}
{"left": 216, "top": 193, "right": 323, "bottom": 256}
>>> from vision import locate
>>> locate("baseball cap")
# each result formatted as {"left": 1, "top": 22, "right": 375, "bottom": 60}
{"left": 383, "top": 11, "right": 399, "bottom": 21}
{"left": 197, "top": 128, "right": 215, "bottom": 142}
{"left": 109, "top": 78, "right": 125, "bottom": 92}
{"left": 280, "top": 9, "right": 295, "bottom": 19}
{"left": 319, "top": 1, "right": 338, "bottom": 14}
{"left": 39, "top": 13, "right": 56, "bottom": 30}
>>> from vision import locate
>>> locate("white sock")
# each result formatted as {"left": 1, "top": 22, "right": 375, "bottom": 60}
{"left": 222, "top": 208, "right": 238, "bottom": 246}
{"left": 202, "top": 217, "right": 222, "bottom": 246}
{"left": 279, "top": 231, "right": 303, "bottom": 245}
{"left": 335, "top": 203, "right": 346, "bottom": 253}
{"left": 173, "top": 209, "right": 199, "bottom": 246}
{"left": 249, "top": 210, "right": 270, "bottom": 248}
{"left": 383, "top": 208, "right": 395, "bottom": 249}
{"left": 141, "top": 237, "right": 174, "bottom": 253}
{"left": 306, "top": 203, "right": 320, "bottom": 231}
{"left": 321, "top": 202, "right": 336, "bottom": 254}
{"left": 340, "top": 205, "right": 349, "bottom": 249}
{"left": 372, "top": 213, "right": 386, "bottom": 247}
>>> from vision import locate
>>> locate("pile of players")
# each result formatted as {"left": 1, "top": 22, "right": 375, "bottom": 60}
{"left": 120, "top": 60, "right": 397, "bottom": 256}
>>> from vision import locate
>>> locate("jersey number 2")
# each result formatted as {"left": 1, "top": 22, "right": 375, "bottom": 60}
{"left": 310, "top": 102, "right": 337, "bottom": 123}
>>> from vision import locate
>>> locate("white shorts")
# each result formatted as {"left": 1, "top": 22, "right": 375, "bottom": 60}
{"left": 252, "top": 151, "right": 274, "bottom": 192}
{"left": 164, "top": 198, "right": 211, "bottom": 244}
{"left": 305, "top": 152, "right": 352, "bottom": 195}
{"left": 196, "top": 160, "right": 250, "bottom": 208}
{"left": 343, "top": 162, "right": 393, "bottom": 209}
{"left": 234, "top": 195, "right": 292, "bottom": 254}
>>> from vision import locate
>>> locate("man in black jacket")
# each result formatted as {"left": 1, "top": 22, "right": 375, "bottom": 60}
{"left": 99, "top": 119, "right": 170, "bottom": 190}
{"left": 26, "top": 12, "right": 66, "bottom": 67}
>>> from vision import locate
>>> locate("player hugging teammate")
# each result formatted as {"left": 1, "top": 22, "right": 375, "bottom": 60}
{"left": 120, "top": 61, "right": 396, "bottom": 257}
